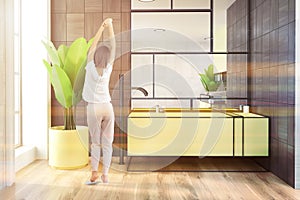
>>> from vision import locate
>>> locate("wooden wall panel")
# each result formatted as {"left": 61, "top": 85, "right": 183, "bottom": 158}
{"left": 287, "top": 64, "right": 295, "bottom": 105}
{"left": 85, "top": 0, "right": 103, "bottom": 13}
{"left": 270, "top": 138, "right": 279, "bottom": 174}
{"left": 262, "top": 68, "right": 270, "bottom": 101}
{"left": 66, "top": 0, "right": 84, "bottom": 13}
{"left": 103, "top": 0, "right": 121, "bottom": 12}
{"left": 226, "top": 0, "right": 248, "bottom": 107}
{"left": 269, "top": 30, "right": 279, "bottom": 67}
{"left": 278, "top": 25, "right": 289, "bottom": 65}
{"left": 52, "top": 0, "right": 67, "bottom": 13}
{"left": 288, "top": 22, "right": 295, "bottom": 64}
{"left": 289, "top": 0, "right": 295, "bottom": 23}
{"left": 287, "top": 105, "right": 295, "bottom": 146}
{"left": 245, "top": 0, "right": 296, "bottom": 187}
{"left": 262, "top": 0, "right": 271, "bottom": 35}
{"left": 113, "top": 42, "right": 122, "bottom": 71}
{"left": 121, "top": 43, "right": 131, "bottom": 72}
{"left": 270, "top": 0, "right": 279, "bottom": 30}
{"left": 278, "top": 0, "right": 289, "bottom": 28}
{"left": 288, "top": 144, "right": 295, "bottom": 187}
{"left": 278, "top": 65, "right": 288, "bottom": 104}
{"left": 122, "top": 0, "right": 131, "bottom": 12}
{"left": 227, "top": 0, "right": 296, "bottom": 187}
{"left": 67, "top": 14, "right": 84, "bottom": 41}
{"left": 278, "top": 141, "right": 288, "bottom": 181}
{"left": 256, "top": 0, "right": 264, "bottom": 7}
{"left": 85, "top": 13, "right": 103, "bottom": 40}
{"left": 121, "top": 13, "right": 131, "bottom": 42}
{"left": 51, "top": 14, "right": 66, "bottom": 41}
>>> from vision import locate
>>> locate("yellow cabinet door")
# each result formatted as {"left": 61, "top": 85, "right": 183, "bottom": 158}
{"left": 243, "top": 118, "right": 269, "bottom": 156}
{"left": 128, "top": 117, "right": 233, "bottom": 156}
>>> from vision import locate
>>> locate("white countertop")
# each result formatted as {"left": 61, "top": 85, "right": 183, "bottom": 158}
{"left": 128, "top": 111, "right": 231, "bottom": 118}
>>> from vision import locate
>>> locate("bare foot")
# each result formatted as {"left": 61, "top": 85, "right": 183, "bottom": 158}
{"left": 90, "top": 171, "right": 99, "bottom": 182}
{"left": 101, "top": 174, "right": 109, "bottom": 183}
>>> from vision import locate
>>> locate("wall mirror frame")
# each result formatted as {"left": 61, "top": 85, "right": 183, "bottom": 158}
{"left": 130, "top": 0, "right": 249, "bottom": 108}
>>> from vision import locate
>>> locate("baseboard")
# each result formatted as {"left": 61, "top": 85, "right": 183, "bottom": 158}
{"left": 15, "top": 146, "right": 36, "bottom": 172}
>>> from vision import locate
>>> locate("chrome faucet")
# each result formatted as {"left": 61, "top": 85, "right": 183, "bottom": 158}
{"left": 131, "top": 87, "right": 148, "bottom": 96}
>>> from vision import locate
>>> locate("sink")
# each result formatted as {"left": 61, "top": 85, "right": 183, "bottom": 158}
{"left": 131, "top": 108, "right": 239, "bottom": 112}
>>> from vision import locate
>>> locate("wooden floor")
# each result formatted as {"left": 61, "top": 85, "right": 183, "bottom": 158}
{"left": 1, "top": 158, "right": 300, "bottom": 200}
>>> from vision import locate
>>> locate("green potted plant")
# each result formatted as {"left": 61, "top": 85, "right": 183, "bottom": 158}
{"left": 42, "top": 37, "right": 93, "bottom": 169}
{"left": 199, "top": 64, "right": 221, "bottom": 93}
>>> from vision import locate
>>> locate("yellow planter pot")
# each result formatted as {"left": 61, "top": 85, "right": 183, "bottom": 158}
{"left": 49, "top": 126, "right": 89, "bottom": 169}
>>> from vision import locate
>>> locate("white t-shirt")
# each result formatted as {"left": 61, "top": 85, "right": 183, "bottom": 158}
{"left": 82, "top": 61, "right": 113, "bottom": 103}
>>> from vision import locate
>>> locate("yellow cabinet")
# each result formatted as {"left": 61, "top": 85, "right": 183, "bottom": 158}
{"left": 233, "top": 113, "right": 269, "bottom": 156}
{"left": 128, "top": 112, "right": 234, "bottom": 156}
{"left": 127, "top": 111, "right": 269, "bottom": 157}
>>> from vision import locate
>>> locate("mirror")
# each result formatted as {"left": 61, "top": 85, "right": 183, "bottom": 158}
{"left": 131, "top": 0, "right": 211, "bottom": 10}
{"left": 131, "top": 0, "right": 240, "bottom": 108}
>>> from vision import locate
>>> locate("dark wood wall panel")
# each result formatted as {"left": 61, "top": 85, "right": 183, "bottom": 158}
{"left": 227, "top": 0, "right": 295, "bottom": 187}
{"left": 226, "top": 0, "right": 248, "bottom": 108}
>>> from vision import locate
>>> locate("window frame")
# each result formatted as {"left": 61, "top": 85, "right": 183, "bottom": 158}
{"left": 14, "top": 0, "right": 22, "bottom": 148}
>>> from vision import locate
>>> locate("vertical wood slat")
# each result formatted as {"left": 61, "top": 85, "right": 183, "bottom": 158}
{"left": 85, "top": 0, "right": 103, "bottom": 13}
{"left": 51, "top": 0, "right": 66, "bottom": 13}
{"left": 121, "top": 13, "right": 131, "bottom": 42}
{"left": 66, "top": 0, "right": 84, "bottom": 13}
{"left": 51, "top": 14, "right": 67, "bottom": 41}
{"left": 67, "top": 14, "right": 84, "bottom": 41}
{"left": 122, "top": 0, "right": 131, "bottom": 12}
{"left": 103, "top": 0, "right": 121, "bottom": 12}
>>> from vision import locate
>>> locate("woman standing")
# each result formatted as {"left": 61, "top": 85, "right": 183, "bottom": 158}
{"left": 82, "top": 18, "right": 116, "bottom": 184}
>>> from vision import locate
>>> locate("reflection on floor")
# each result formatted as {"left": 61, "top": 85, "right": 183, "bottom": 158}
{"left": 127, "top": 157, "right": 267, "bottom": 172}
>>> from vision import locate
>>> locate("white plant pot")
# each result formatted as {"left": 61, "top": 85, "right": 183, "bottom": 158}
{"left": 49, "top": 126, "right": 89, "bottom": 169}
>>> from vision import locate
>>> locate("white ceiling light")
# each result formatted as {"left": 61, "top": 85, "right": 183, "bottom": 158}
{"left": 153, "top": 28, "right": 166, "bottom": 32}
{"left": 138, "top": 0, "right": 155, "bottom": 2}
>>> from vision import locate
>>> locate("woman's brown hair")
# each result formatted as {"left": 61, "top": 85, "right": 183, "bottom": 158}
{"left": 93, "top": 45, "right": 110, "bottom": 68}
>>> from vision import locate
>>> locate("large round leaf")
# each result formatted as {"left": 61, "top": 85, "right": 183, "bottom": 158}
{"left": 51, "top": 65, "right": 73, "bottom": 108}
{"left": 42, "top": 40, "right": 60, "bottom": 67}
{"left": 57, "top": 45, "right": 69, "bottom": 67}
{"left": 72, "top": 63, "right": 86, "bottom": 106}
{"left": 64, "top": 38, "right": 89, "bottom": 86}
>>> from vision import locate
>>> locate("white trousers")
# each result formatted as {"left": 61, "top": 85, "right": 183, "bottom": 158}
{"left": 87, "top": 102, "right": 114, "bottom": 174}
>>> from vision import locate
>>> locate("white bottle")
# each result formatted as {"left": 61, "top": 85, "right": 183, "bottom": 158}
{"left": 243, "top": 105, "right": 249, "bottom": 113}
{"left": 155, "top": 105, "right": 159, "bottom": 113}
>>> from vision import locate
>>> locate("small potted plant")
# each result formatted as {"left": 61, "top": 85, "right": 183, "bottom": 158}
{"left": 42, "top": 37, "right": 93, "bottom": 169}
{"left": 199, "top": 64, "right": 221, "bottom": 93}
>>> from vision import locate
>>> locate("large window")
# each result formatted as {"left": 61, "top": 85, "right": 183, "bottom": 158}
{"left": 14, "top": 0, "right": 22, "bottom": 147}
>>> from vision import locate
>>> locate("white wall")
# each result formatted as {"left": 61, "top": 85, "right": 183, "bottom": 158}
{"left": 295, "top": 0, "right": 300, "bottom": 189}
{"left": 21, "top": 0, "right": 50, "bottom": 159}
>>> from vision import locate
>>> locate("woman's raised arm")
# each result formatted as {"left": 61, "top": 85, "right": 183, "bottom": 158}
{"left": 106, "top": 20, "right": 116, "bottom": 66}
{"left": 87, "top": 18, "right": 113, "bottom": 63}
